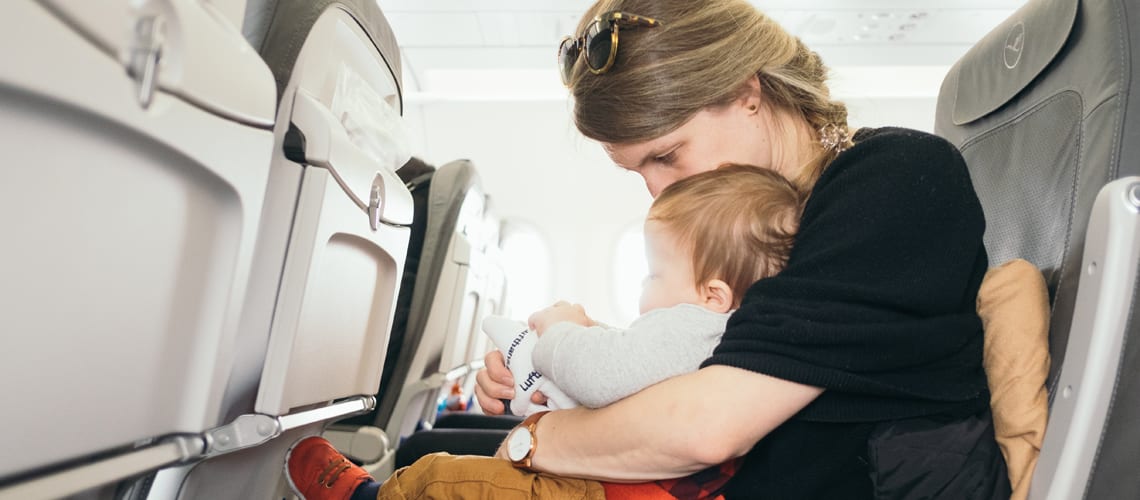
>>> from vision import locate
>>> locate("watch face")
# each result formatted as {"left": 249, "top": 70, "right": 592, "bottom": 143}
{"left": 507, "top": 427, "right": 533, "bottom": 462}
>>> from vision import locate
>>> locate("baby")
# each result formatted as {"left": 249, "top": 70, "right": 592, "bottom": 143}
{"left": 486, "top": 163, "right": 804, "bottom": 417}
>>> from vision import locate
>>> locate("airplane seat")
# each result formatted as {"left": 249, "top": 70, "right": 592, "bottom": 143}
{"left": 150, "top": 1, "right": 415, "bottom": 498}
{"left": 324, "top": 159, "right": 507, "bottom": 479}
{"left": 379, "top": 157, "right": 438, "bottom": 415}
{"left": 317, "top": 156, "right": 433, "bottom": 465}
{"left": 0, "top": 1, "right": 279, "bottom": 498}
{"left": 934, "top": 0, "right": 1140, "bottom": 498}
{"left": 383, "top": 204, "right": 519, "bottom": 470}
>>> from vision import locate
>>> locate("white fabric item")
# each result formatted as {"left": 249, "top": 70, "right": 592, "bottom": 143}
{"left": 482, "top": 316, "right": 577, "bottom": 416}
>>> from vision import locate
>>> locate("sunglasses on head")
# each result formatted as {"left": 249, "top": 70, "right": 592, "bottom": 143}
{"left": 557, "top": 11, "right": 662, "bottom": 86}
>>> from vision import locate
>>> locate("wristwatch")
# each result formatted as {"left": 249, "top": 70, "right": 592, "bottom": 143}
{"left": 505, "top": 410, "right": 551, "bottom": 470}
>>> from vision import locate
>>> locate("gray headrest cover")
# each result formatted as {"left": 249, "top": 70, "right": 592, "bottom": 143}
{"left": 952, "top": 0, "right": 1078, "bottom": 125}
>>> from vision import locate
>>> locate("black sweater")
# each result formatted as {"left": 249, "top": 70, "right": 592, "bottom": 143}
{"left": 704, "top": 127, "right": 994, "bottom": 498}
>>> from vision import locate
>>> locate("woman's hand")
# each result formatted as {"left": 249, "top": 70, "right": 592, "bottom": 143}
{"left": 474, "top": 350, "right": 549, "bottom": 414}
{"left": 474, "top": 350, "right": 515, "bottom": 415}
{"left": 528, "top": 300, "right": 593, "bottom": 335}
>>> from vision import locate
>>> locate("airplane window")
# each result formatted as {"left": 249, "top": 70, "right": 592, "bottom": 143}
{"left": 499, "top": 221, "right": 554, "bottom": 319}
{"left": 611, "top": 223, "right": 649, "bottom": 325}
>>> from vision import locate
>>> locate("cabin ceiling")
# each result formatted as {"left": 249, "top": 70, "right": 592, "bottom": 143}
{"left": 378, "top": 0, "right": 1029, "bottom": 100}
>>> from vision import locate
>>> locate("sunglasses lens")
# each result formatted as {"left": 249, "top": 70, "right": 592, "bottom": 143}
{"left": 584, "top": 22, "right": 614, "bottom": 71}
{"left": 558, "top": 38, "right": 578, "bottom": 84}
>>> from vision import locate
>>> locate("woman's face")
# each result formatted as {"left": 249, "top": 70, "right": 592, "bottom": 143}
{"left": 603, "top": 100, "right": 774, "bottom": 198}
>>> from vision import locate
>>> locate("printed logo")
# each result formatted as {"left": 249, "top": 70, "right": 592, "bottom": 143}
{"left": 1004, "top": 22, "right": 1025, "bottom": 69}
{"left": 506, "top": 328, "right": 527, "bottom": 365}
{"left": 519, "top": 371, "right": 542, "bottom": 392}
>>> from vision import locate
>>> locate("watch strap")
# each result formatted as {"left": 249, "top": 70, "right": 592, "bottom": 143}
{"left": 511, "top": 410, "right": 551, "bottom": 469}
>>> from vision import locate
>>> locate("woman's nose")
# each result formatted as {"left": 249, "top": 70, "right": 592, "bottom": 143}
{"left": 641, "top": 173, "right": 666, "bottom": 198}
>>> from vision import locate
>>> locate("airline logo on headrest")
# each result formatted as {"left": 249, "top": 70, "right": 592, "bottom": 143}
{"left": 1004, "top": 21, "right": 1025, "bottom": 69}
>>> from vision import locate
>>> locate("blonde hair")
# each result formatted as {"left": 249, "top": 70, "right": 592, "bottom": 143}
{"left": 648, "top": 164, "right": 804, "bottom": 308}
{"left": 568, "top": 0, "right": 851, "bottom": 188}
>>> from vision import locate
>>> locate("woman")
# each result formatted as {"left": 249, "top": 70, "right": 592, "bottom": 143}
{"left": 475, "top": 0, "right": 1008, "bottom": 497}
{"left": 291, "top": 0, "right": 1009, "bottom": 497}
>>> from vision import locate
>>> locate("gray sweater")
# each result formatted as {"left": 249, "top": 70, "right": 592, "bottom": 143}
{"left": 531, "top": 303, "right": 729, "bottom": 408}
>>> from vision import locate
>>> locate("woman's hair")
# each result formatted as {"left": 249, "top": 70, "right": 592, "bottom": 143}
{"left": 648, "top": 164, "right": 805, "bottom": 307}
{"left": 568, "top": 0, "right": 850, "bottom": 187}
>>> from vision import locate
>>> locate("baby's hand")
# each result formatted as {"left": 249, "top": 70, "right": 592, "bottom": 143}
{"left": 528, "top": 300, "right": 593, "bottom": 335}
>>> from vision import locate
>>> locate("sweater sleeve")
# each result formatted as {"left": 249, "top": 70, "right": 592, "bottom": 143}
{"left": 533, "top": 304, "right": 727, "bottom": 408}
{"left": 703, "top": 127, "right": 992, "bottom": 422}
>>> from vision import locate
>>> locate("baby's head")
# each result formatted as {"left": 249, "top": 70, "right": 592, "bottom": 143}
{"left": 639, "top": 164, "right": 804, "bottom": 314}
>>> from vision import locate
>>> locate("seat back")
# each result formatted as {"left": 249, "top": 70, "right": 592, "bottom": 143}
{"left": 370, "top": 159, "right": 484, "bottom": 429}
{"left": 934, "top": 0, "right": 1140, "bottom": 497}
{"left": 458, "top": 203, "right": 507, "bottom": 400}
{"left": 0, "top": 1, "right": 277, "bottom": 497}
{"left": 376, "top": 157, "right": 438, "bottom": 418}
{"left": 326, "top": 159, "right": 504, "bottom": 474}
{"left": 149, "top": 0, "right": 414, "bottom": 498}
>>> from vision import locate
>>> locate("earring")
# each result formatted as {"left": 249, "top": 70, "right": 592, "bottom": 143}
{"left": 819, "top": 124, "right": 852, "bottom": 153}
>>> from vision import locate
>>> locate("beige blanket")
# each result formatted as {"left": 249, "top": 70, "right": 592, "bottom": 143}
{"left": 977, "top": 259, "right": 1051, "bottom": 500}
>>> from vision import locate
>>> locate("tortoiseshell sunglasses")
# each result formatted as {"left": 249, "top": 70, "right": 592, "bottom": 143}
{"left": 557, "top": 11, "right": 662, "bottom": 85}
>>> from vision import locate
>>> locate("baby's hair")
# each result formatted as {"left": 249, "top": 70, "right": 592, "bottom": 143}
{"left": 648, "top": 164, "right": 805, "bottom": 307}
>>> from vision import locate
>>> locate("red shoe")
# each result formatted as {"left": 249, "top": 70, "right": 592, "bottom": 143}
{"left": 285, "top": 436, "right": 374, "bottom": 500}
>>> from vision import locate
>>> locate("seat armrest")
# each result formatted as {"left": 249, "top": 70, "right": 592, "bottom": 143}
{"left": 324, "top": 425, "right": 389, "bottom": 464}
{"left": 1030, "top": 177, "right": 1140, "bottom": 499}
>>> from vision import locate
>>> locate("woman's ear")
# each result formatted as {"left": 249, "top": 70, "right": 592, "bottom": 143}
{"left": 701, "top": 279, "right": 734, "bottom": 313}
{"left": 741, "top": 74, "right": 763, "bottom": 115}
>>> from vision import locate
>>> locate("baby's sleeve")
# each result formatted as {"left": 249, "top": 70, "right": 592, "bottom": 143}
{"left": 532, "top": 306, "right": 727, "bottom": 408}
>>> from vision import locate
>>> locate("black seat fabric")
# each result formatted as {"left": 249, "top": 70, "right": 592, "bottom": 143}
{"left": 394, "top": 429, "right": 509, "bottom": 468}
{"left": 393, "top": 414, "right": 524, "bottom": 466}
{"left": 935, "top": 0, "right": 1139, "bottom": 497}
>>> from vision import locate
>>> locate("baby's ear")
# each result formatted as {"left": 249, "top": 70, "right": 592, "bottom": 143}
{"left": 701, "top": 279, "right": 734, "bottom": 313}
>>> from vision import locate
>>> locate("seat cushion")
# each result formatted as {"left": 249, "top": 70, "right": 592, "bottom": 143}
{"left": 977, "top": 259, "right": 1051, "bottom": 500}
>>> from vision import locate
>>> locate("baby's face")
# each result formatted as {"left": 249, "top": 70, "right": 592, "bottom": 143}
{"left": 639, "top": 221, "right": 705, "bottom": 315}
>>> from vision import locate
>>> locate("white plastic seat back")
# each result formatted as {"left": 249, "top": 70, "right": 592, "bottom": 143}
{"left": 162, "top": 0, "right": 413, "bottom": 498}
{"left": 249, "top": 0, "right": 411, "bottom": 420}
{"left": 456, "top": 208, "right": 508, "bottom": 400}
{"left": 934, "top": 0, "right": 1140, "bottom": 497}
{"left": 0, "top": 1, "right": 276, "bottom": 496}
{"left": 322, "top": 160, "right": 503, "bottom": 478}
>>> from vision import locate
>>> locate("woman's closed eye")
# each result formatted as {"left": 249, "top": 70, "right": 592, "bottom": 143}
{"left": 655, "top": 150, "right": 677, "bottom": 166}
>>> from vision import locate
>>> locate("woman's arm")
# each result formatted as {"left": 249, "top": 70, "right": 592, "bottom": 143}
{"left": 498, "top": 365, "right": 822, "bottom": 481}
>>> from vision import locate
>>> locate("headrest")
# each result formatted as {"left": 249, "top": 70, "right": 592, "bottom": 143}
{"left": 950, "top": 0, "right": 1078, "bottom": 125}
